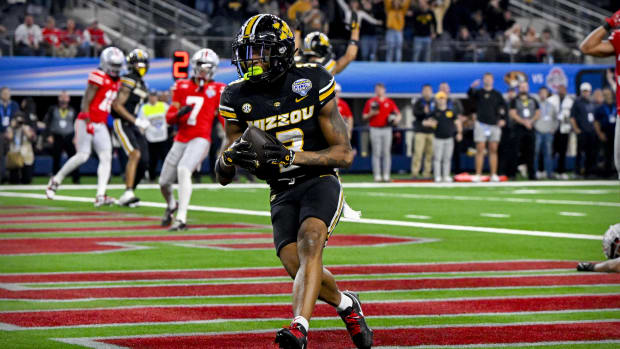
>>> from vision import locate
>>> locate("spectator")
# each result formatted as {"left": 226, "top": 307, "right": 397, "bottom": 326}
{"left": 430, "top": 0, "right": 451, "bottom": 37}
{"left": 137, "top": 90, "right": 171, "bottom": 181}
{"left": 498, "top": 86, "right": 517, "bottom": 176}
{"left": 335, "top": 83, "right": 354, "bottom": 139}
{"left": 300, "top": 0, "right": 328, "bottom": 33}
{"left": 248, "top": 0, "right": 279, "bottom": 16}
{"left": 594, "top": 87, "right": 617, "bottom": 178}
{"left": 468, "top": 73, "right": 506, "bottom": 182}
{"left": 44, "top": 91, "right": 80, "bottom": 184}
{"left": 538, "top": 27, "right": 562, "bottom": 63}
{"left": 61, "top": 19, "right": 82, "bottom": 58}
{"left": 363, "top": 83, "right": 401, "bottom": 182}
{"left": 439, "top": 82, "right": 466, "bottom": 173}
{"left": 5, "top": 112, "right": 36, "bottom": 184}
{"left": 484, "top": 0, "right": 504, "bottom": 36}
{"left": 455, "top": 26, "right": 475, "bottom": 61}
{"left": 412, "top": 0, "right": 436, "bottom": 62}
{"left": 509, "top": 81, "right": 540, "bottom": 180}
{"left": 82, "top": 20, "right": 111, "bottom": 57}
{"left": 1, "top": 86, "right": 20, "bottom": 183}
{"left": 570, "top": 82, "right": 598, "bottom": 178}
{"left": 42, "top": 16, "right": 63, "bottom": 56}
{"left": 1, "top": 87, "right": 20, "bottom": 134}
{"left": 548, "top": 84, "right": 573, "bottom": 179}
{"left": 501, "top": 23, "right": 521, "bottom": 62}
{"left": 592, "top": 88, "right": 604, "bottom": 108}
{"left": 411, "top": 84, "right": 435, "bottom": 178}
{"left": 432, "top": 91, "right": 462, "bottom": 182}
{"left": 288, "top": 0, "right": 313, "bottom": 25}
{"left": 14, "top": 15, "right": 43, "bottom": 56}
{"left": 533, "top": 87, "right": 558, "bottom": 179}
{"left": 357, "top": 0, "right": 384, "bottom": 61}
{"left": 521, "top": 26, "right": 539, "bottom": 62}
{"left": 468, "top": 9, "right": 484, "bottom": 35}
{"left": 384, "top": 0, "right": 410, "bottom": 62}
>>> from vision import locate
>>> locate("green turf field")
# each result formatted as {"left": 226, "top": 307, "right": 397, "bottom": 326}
{"left": 0, "top": 178, "right": 618, "bottom": 348}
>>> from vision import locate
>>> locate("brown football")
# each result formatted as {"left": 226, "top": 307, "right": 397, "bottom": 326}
{"left": 241, "top": 126, "right": 280, "bottom": 179}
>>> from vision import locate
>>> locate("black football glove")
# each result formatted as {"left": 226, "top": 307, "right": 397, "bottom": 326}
{"left": 177, "top": 105, "right": 193, "bottom": 117}
{"left": 264, "top": 143, "right": 295, "bottom": 167}
{"left": 222, "top": 140, "right": 258, "bottom": 171}
{"left": 576, "top": 262, "right": 595, "bottom": 272}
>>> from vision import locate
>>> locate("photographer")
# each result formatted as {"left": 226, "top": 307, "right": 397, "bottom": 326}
{"left": 5, "top": 112, "right": 36, "bottom": 184}
{"left": 363, "top": 82, "right": 402, "bottom": 182}
{"left": 412, "top": 84, "right": 436, "bottom": 178}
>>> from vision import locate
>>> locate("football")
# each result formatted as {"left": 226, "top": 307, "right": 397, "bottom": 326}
{"left": 241, "top": 126, "right": 281, "bottom": 179}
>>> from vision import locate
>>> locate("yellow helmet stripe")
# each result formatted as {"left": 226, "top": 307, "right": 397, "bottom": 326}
{"left": 243, "top": 14, "right": 262, "bottom": 38}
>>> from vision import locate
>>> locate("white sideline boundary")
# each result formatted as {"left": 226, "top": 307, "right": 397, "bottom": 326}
{"left": 0, "top": 191, "right": 603, "bottom": 241}
{"left": 0, "top": 180, "right": 618, "bottom": 191}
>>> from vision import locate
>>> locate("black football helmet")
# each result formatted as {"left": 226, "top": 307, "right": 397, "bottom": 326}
{"left": 126, "top": 48, "right": 150, "bottom": 77}
{"left": 302, "top": 31, "right": 332, "bottom": 59}
{"left": 232, "top": 14, "right": 295, "bottom": 84}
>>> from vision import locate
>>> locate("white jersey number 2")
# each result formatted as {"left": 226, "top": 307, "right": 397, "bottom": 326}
{"left": 185, "top": 96, "right": 204, "bottom": 126}
{"left": 276, "top": 128, "right": 304, "bottom": 173}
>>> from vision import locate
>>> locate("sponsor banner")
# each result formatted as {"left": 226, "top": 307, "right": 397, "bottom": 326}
{"left": 0, "top": 58, "right": 610, "bottom": 95}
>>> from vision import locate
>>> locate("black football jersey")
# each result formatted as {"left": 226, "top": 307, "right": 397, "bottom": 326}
{"left": 112, "top": 71, "right": 148, "bottom": 119}
{"left": 219, "top": 63, "right": 337, "bottom": 186}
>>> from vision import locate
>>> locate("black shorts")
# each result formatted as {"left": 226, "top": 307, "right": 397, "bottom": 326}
{"left": 113, "top": 119, "right": 148, "bottom": 159}
{"left": 270, "top": 174, "right": 344, "bottom": 256}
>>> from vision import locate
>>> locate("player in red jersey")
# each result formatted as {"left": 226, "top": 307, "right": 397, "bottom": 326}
{"left": 580, "top": 9, "right": 620, "bottom": 179}
{"left": 46, "top": 47, "right": 123, "bottom": 206}
{"left": 335, "top": 83, "right": 353, "bottom": 138}
{"left": 159, "top": 48, "right": 226, "bottom": 230}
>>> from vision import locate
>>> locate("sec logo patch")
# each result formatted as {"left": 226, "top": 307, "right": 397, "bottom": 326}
{"left": 242, "top": 103, "right": 252, "bottom": 113}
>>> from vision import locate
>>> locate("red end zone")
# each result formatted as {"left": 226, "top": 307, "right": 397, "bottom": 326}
{"left": 66, "top": 322, "right": 620, "bottom": 348}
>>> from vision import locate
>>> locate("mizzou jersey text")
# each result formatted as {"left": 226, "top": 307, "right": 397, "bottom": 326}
{"left": 81, "top": 69, "right": 119, "bottom": 123}
{"left": 112, "top": 71, "right": 148, "bottom": 118}
{"left": 219, "top": 63, "right": 337, "bottom": 185}
{"left": 171, "top": 79, "right": 226, "bottom": 143}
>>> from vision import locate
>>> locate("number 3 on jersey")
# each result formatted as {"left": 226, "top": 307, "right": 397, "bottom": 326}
{"left": 276, "top": 128, "right": 304, "bottom": 173}
{"left": 185, "top": 96, "right": 204, "bottom": 126}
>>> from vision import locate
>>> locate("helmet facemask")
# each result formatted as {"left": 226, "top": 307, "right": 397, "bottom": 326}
{"left": 193, "top": 61, "right": 216, "bottom": 81}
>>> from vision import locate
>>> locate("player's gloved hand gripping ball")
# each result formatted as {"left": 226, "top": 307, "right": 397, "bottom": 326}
{"left": 264, "top": 143, "right": 295, "bottom": 167}
{"left": 222, "top": 139, "right": 258, "bottom": 171}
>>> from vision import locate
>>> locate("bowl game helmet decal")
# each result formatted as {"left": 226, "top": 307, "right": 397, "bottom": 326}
{"left": 100, "top": 46, "right": 125, "bottom": 78}
{"left": 231, "top": 14, "right": 295, "bottom": 84}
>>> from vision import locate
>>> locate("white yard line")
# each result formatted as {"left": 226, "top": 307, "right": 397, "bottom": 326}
{"left": 559, "top": 212, "right": 587, "bottom": 217}
{"left": 361, "top": 192, "right": 620, "bottom": 208}
{"left": 0, "top": 192, "right": 602, "bottom": 241}
{"left": 405, "top": 214, "right": 431, "bottom": 220}
{"left": 481, "top": 213, "right": 510, "bottom": 218}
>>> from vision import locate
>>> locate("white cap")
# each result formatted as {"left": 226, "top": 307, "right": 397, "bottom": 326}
{"left": 579, "top": 82, "right": 592, "bottom": 91}
{"left": 335, "top": 83, "right": 342, "bottom": 92}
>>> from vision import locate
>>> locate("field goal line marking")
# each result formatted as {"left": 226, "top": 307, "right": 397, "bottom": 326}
{"left": 0, "top": 191, "right": 602, "bottom": 241}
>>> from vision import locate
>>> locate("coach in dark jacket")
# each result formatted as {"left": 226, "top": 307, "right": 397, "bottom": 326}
{"left": 570, "top": 83, "right": 597, "bottom": 178}
{"left": 44, "top": 91, "right": 80, "bottom": 183}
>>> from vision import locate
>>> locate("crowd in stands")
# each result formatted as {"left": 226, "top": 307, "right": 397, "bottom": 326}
{"left": 0, "top": 0, "right": 585, "bottom": 62}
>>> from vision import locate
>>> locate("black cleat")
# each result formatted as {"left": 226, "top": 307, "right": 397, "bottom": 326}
{"left": 577, "top": 262, "right": 595, "bottom": 272}
{"left": 161, "top": 204, "right": 178, "bottom": 226}
{"left": 338, "top": 291, "right": 373, "bottom": 349}
{"left": 275, "top": 323, "right": 307, "bottom": 349}
{"left": 168, "top": 220, "right": 187, "bottom": 232}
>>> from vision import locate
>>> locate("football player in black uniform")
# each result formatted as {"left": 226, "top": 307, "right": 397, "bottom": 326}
{"left": 112, "top": 48, "right": 151, "bottom": 206}
{"left": 298, "top": 23, "right": 359, "bottom": 75}
{"left": 216, "top": 14, "right": 373, "bottom": 349}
